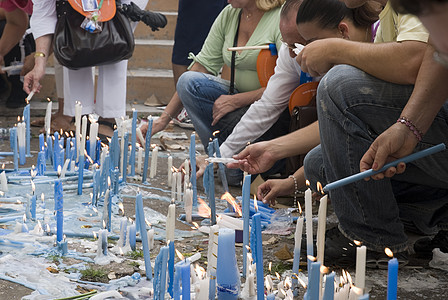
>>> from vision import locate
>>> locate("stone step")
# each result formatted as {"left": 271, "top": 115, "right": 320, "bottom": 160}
{"left": 145, "top": 0, "right": 178, "bottom": 12}
{"left": 134, "top": 11, "right": 177, "bottom": 40}
{"left": 128, "top": 39, "right": 173, "bottom": 69}
{"left": 38, "top": 67, "right": 175, "bottom": 106}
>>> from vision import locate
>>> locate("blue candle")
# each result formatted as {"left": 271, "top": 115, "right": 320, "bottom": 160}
{"left": 122, "top": 132, "right": 129, "bottom": 182}
{"left": 174, "top": 259, "right": 190, "bottom": 300}
{"left": 10, "top": 128, "right": 18, "bottom": 171}
{"left": 30, "top": 194, "right": 37, "bottom": 220}
{"left": 213, "top": 138, "right": 230, "bottom": 194}
{"left": 111, "top": 129, "right": 119, "bottom": 169}
{"left": 387, "top": 257, "right": 398, "bottom": 300}
{"left": 54, "top": 177, "right": 64, "bottom": 242}
{"left": 53, "top": 131, "right": 59, "bottom": 171}
{"left": 142, "top": 117, "right": 153, "bottom": 183}
{"left": 168, "top": 240, "right": 175, "bottom": 298}
{"left": 217, "top": 228, "right": 239, "bottom": 300}
{"left": 98, "top": 228, "right": 108, "bottom": 255}
{"left": 322, "top": 272, "right": 335, "bottom": 300}
{"left": 112, "top": 168, "right": 119, "bottom": 195}
{"left": 359, "top": 294, "right": 370, "bottom": 300}
{"left": 78, "top": 154, "right": 85, "bottom": 195}
{"left": 129, "top": 222, "right": 136, "bottom": 251}
{"left": 304, "top": 261, "right": 321, "bottom": 300}
{"left": 37, "top": 149, "right": 46, "bottom": 176}
{"left": 154, "top": 245, "right": 169, "bottom": 299}
{"left": 46, "top": 134, "right": 53, "bottom": 164}
{"left": 130, "top": 109, "right": 137, "bottom": 176}
{"left": 207, "top": 141, "right": 216, "bottom": 225}
{"left": 66, "top": 137, "right": 71, "bottom": 164}
{"left": 323, "top": 143, "right": 446, "bottom": 193}
{"left": 23, "top": 103, "right": 30, "bottom": 156}
{"left": 92, "top": 166, "right": 99, "bottom": 206}
{"left": 292, "top": 216, "right": 304, "bottom": 294}
{"left": 189, "top": 133, "right": 197, "bottom": 206}
{"left": 242, "top": 174, "right": 251, "bottom": 278}
{"left": 95, "top": 139, "right": 101, "bottom": 165}
{"left": 136, "top": 192, "right": 152, "bottom": 279}
{"left": 58, "top": 240, "right": 68, "bottom": 255}
{"left": 85, "top": 140, "right": 91, "bottom": 169}
{"left": 251, "top": 213, "right": 264, "bottom": 300}
{"left": 39, "top": 133, "right": 45, "bottom": 151}
{"left": 267, "top": 294, "right": 275, "bottom": 300}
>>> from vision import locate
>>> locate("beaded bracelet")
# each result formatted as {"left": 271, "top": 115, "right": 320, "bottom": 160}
{"left": 396, "top": 116, "right": 423, "bottom": 142}
{"left": 288, "top": 175, "right": 299, "bottom": 208}
{"left": 163, "top": 111, "right": 175, "bottom": 121}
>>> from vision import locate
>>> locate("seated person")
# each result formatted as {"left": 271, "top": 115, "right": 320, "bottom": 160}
{"left": 140, "top": 0, "right": 285, "bottom": 167}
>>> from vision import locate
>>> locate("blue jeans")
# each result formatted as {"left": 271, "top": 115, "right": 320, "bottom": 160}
{"left": 304, "top": 65, "right": 448, "bottom": 252}
{"left": 178, "top": 71, "right": 291, "bottom": 185}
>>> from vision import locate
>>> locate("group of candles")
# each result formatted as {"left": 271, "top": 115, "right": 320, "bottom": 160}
{"left": 0, "top": 99, "right": 405, "bottom": 300}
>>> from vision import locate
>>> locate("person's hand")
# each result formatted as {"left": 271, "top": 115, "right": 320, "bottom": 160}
{"left": 296, "top": 39, "right": 342, "bottom": 77}
{"left": 139, "top": 115, "right": 170, "bottom": 143}
{"left": 227, "top": 141, "right": 277, "bottom": 174}
{"left": 212, "top": 94, "right": 238, "bottom": 126}
{"left": 21, "top": 54, "right": 35, "bottom": 76}
{"left": 258, "top": 177, "right": 295, "bottom": 206}
{"left": 179, "top": 155, "right": 208, "bottom": 180}
{"left": 0, "top": 55, "right": 5, "bottom": 74}
{"left": 23, "top": 64, "right": 45, "bottom": 93}
{"left": 360, "top": 122, "right": 419, "bottom": 180}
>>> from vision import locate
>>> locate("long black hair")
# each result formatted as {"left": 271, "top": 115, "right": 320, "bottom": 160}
{"left": 296, "top": 0, "right": 379, "bottom": 29}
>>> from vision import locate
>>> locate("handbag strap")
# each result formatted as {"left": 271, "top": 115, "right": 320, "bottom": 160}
{"left": 229, "top": 10, "right": 242, "bottom": 95}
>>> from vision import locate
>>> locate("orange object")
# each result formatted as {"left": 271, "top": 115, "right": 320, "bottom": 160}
{"left": 68, "top": 0, "right": 116, "bottom": 22}
{"left": 256, "top": 48, "right": 278, "bottom": 87}
{"left": 288, "top": 81, "right": 319, "bottom": 113}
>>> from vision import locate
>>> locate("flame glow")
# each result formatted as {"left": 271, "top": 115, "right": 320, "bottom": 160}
{"left": 212, "top": 130, "right": 220, "bottom": 137}
{"left": 118, "top": 202, "right": 125, "bottom": 215}
{"left": 385, "top": 247, "right": 394, "bottom": 258}
{"left": 195, "top": 264, "right": 206, "bottom": 280}
{"left": 253, "top": 195, "right": 258, "bottom": 212}
{"left": 175, "top": 249, "right": 185, "bottom": 261}
{"left": 221, "top": 192, "right": 242, "bottom": 217}
{"left": 307, "top": 255, "right": 317, "bottom": 262}
{"left": 353, "top": 240, "right": 362, "bottom": 246}
{"left": 320, "top": 265, "right": 329, "bottom": 274}
{"left": 31, "top": 180, "right": 35, "bottom": 192}
{"left": 298, "top": 276, "right": 307, "bottom": 289}
{"left": 317, "top": 182, "right": 324, "bottom": 194}
{"left": 197, "top": 198, "right": 211, "bottom": 218}
{"left": 306, "top": 179, "right": 310, "bottom": 187}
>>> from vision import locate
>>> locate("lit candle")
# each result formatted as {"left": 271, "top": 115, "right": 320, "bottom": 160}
{"left": 111, "top": 129, "right": 119, "bottom": 169}
{"left": 30, "top": 180, "right": 36, "bottom": 220}
{"left": 147, "top": 227, "right": 155, "bottom": 251}
{"left": 168, "top": 240, "right": 175, "bottom": 298}
{"left": 37, "top": 147, "right": 46, "bottom": 176}
{"left": 207, "top": 224, "right": 219, "bottom": 300}
{"left": 167, "top": 155, "right": 173, "bottom": 187}
{"left": 317, "top": 194, "right": 328, "bottom": 297}
{"left": 356, "top": 244, "right": 367, "bottom": 293}
{"left": 305, "top": 184, "right": 314, "bottom": 269}
{"left": 53, "top": 131, "right": 60, "bottom": 171}
{"left": 166, "top": 201, "right": 176, "bottom": 243}
{"left": 77, "top": 153, "right": 85, "bottom": 195}
{"left": 207, "top": 161, "right": 216, "bottom": 225}
{"left": 185, "top": 187, "right": 193, "bottom": 223}
{"left": 136, "top": 191, "right": 152, "bottom": 279}
{"left": 242, "top": 174, "right": 251, "bottom": 278}
{"left": 150, "top": 146, "right": 158, "bottom": 178}
{"left": 386, "top": 248, "right": 398, "bottom": 300}
{"left": 304, "top": 260, "right": 320, "bottom": 300}
{"left": 189, "top": 133, "right": 197, "bottom": 206}
{"left": 9, "top": 127, "right": 18, "bottom": 171}
{"left": 103, "top": 179, "right": 112, "bottom": 231}
{"left": 60, "top": 159, "right": 70, "bottom": 178}
{"left": 23, "top": 102, "right": 30, "bottom": 156}
{"left": 122, "top": 133, "right": 129, "bottom": 182}
{"left": 292, "top": 216, "right": 304, "bottom": 291}
{"left": 171, "top": 171, "right": 176, "bottom": 200}
{"left": 39, "top": 133, "right": 45, "bottom": 153}
{"left": 142, "top": 116, "right": 153, "bottom": 183}
{"left": 130, "top": 109, "right": 137, "bottom": 176}
{"left": 217, "top": 228, "right": 239, "bottom": 299}
{"left": 118, "top": 217, "right": 127, "bottom": 247}
{"left": 55, "top": 168, "right": 64, "bottom": 242}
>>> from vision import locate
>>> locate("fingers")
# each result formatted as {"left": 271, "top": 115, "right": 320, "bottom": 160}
{"left": 233, "top": 147, "right": 250, "bottom": 160}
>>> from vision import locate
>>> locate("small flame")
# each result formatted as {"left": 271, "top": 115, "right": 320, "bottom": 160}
{"left": 284, "top": 276, "right": 292, "bottom": 289}
{"left": 118, "top": 202, "right": 125, "bottom": 215}
{"left": 70, "top": 131, "right": 74, "bottom": 137}
{"left": 65, "top": 131, "right": 69, "bottom": 138}
{"left": 102, "top": 220, "right": 106, "bottom": 229}
{"left": 212, "top": 130, "right": 220, "bottom": 137}
{"left": 41, "top": 193, "right": 45, "bottom": 202}
{"left": 17, "top": 116, "right": 20, "bottom": 122}
{"left": 37, "top": 220, "right": 42, "bottom": 230}
{"left": 195, "top": 264, "right": 206, "bottom": 280}
{"left": 265, "top": 276, "right": 272, "bottom": 291}
{"left": 22, "top": 214, "right": 27, "bottom": 223}
{"left": 47, "top": 97, "right": 51, "bottom": 102}
{"left": 145, "top": 219, "right": 151, "bottom": 228}
{"left": 46, "top": 223, "right": 50, "bottom": 233}
{"left": 92, "top": 206, "right": 98, "bottom": 214}
{"left": 385, "top": 247, "right": 394, "bottom": 258}
{"left": 253, "top": 195, "right": 258, "bottom": 212}
{"left": 1, "top": 163, "right": 4, "bottom": 169}
{"left": 268, "top": 262, "right": 272, "bottom": 273}
{"left": 192, "top": 222, "right": 200, "bottom": 229}
{"left": 307, "top": 255, "right": 317, "bottom": 262}
{"left": 320, "top": 265, "right": 329, "bottom": 274}
{"left": 31, "top": 180, "right": 35, "bottom": 192}
{"left": 16, "top": 199, "right": 22, "bottom": 204}
{"left": 57, "top": 165, "right": 61, "bottom": 176}
{"left": 298, "top": 276, "right": 307, "bottom": 288}
{"left": 275, "top": 272, "right": 281, "bottom": 280}
{"left": 306, "top": 179, "right": 310, "bottom": 187}
{"left": 279, "top": 288, "right": 287, "bottom": 297}
{"left": 197, "top": 198, "right": 211, "bottom": 218}
{"left": 317, "top": 182, "right": 324, "bottom": 194}
{"left": 107, "top": 177, "right": 111, "bottom": 187}
{"left": 221, "top": 192, "right": 242, "bottom": 217}
{"left": 341, "top": 270, "right": 348, "bottom": 284}
{"left": 353, "top": 240, "right": 362, "bottom": 246}
{"left": 175, "top": 249, "right": 185, "bottom": 261}
{"left": 119, "top": 247, "right": 124, "bottom": 256}
{"left": 346, "top": 271, "right": 353, "bottom": 285}
{"left": 298, "top": 202, "right": 303, "bottom": 215}
{"left": 93, "top": 232, "right": 97, "bottom": 239}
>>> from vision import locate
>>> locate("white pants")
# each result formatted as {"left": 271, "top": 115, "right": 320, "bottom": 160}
{"left": 63, "top": 0, "right": 148, "bottom": 118}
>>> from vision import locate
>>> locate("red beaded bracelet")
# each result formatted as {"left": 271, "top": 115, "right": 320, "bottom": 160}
{"left": 396, "top": 116, "right": 423, "bottom": 142}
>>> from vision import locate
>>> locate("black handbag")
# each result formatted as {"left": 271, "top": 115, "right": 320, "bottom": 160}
{"left": 54, "top": 0, "right": 134, "bottom": 69}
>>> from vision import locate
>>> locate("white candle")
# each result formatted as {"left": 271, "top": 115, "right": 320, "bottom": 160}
{"left": 118, "top": 217, "right": 127, "bottom": 247}
{"left": 176, "top": 171, "right": 182, "bottom": 202}
{"left": 166, "top": 202, "right": 175, "bottom": 243}
{"left": 196, "top": 277, "right": 210, "bottom": 300}
{"left": 305, "top": 187, "right": 313, "bottom": 264}
{"left": 0, "top": 171, "right": 8, "bottom": 192}
{"left": 89, "top": 121, "right": 99, "bottom": 156}
{"left": 147, "top": 228, "right": 154, "bottom": 251}
{"left": 97, "top": 229, "right": 108, "bottom": 256}
{"left": 184, "top": 159, "right": 190, "bottom": 185}
{"left": 356, "top": 245, "right": 367, "bottom": 292}
{"left": 187, "top": 252, "right": 202, "bottom": 263}
{"left": 136, "top": 127, "right": 144, "bottom": 147}
{"left": 167, "top": 155, "right": 173, "bottom": 187}
{"left": 149, "top": 147, "right": 158, "bottom": 178}
{"left": 185, "top": 188, "right": 193, "bottom": 223}
{"left": 171, "top": 172, "right": 176, "bottom": 200}
{"left": 137, "top": 146, "right": 143, "bottom": 175}
{"left": 247, "top": 273, "right": 256, "bottom": 297}
{"left": 60, "top": 159, "right": 70, "bottom": 178}
{"left": 44, "top": 100, "right": 52, "bottom": 135}
{"left": 75, "top": 102, "right": 82, "bottom": 160}
{"left": 80, "top": 116, "right": 87, "bottom": 157}
{"left": 207, "top": 224, "right": 219, "bottom": 276}
{"left": 348, "top": 285, "right": 363, "bottom": 300}
{"left": 317, "top": 195, "right": 328, "bottom": 298}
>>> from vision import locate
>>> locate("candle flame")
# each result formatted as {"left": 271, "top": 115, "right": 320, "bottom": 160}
{"left": 284, "top": 276, "right": 292, "bottom": 289}
{"left": 385, "top": 247, "right": 394, "bottom": 258}
{"left": 119, "top": 247, "right": 124, "bottom": 256}
{"left": 265, "top": 276, "right": 272, "bottom": 291}
{"left": 298, "top": 276, "right": 307, "bottom": 289}
{"left": 31, "top": 180, "right": 35, "bottom": 192}
{"left": 37, "top": 220, "right": 42, "bottom": 230}
{"left": 92, "top": 206, "right": 98, "bottom": 214}
{"left": 57, "top": 165, "right": 61, "bottom": 176}
{"left": 353, "top": 240, "right": 362, "bottom": 246}
{"left": 175, "top": 249, "right": 185, "bottom": 261}
{"left": 306, "top": 179, "right": 310, "bottom": 187}
{"left": 307, "top": 255, "right": 317, "bottom": 262}
{"left": 268, "top": 261, "right": 272, "bottom": 273}
{"left": 346, "top": 271, "right": 353, "bottom": 285}
{"left": 221, "top": 192, "right": 242, "bottom": 217}
{"left": 22, "top": 214, "right": 27, "bottom": 223}
{"left": 65, "top": 131, "right": 69, "bottom": 138}
{"left": 118, "top": 202, "right": 125, "bottom": 215}
{"left": 275, "top": 272, "right": 281, "bottom": 280}
{"left": 212, "top": 130, "right": 220, "bottom": 137}
{"left": 253, "top": 195, "right": 258, "bottom": 212}
{"left": 320, "top": 265, "right": 330, "bottom": 274}
{"left": 192, "top": 222, "right": 200, "bottom": 229}
{"left": 1, "top": 163, "right": 4, "bottom": 169}
{"left": 16, "top": 199, "right": 22, "bottom": 204}
{"left": 145, "top": 218, "right": 151, "bottom": 228}
{"left": 317, "top": 182, "right": 324, "bottom": 194}
{"left": 102, "top": 220, "right": 106, "bottom": 229}
{"left": 279, "top": 288, "right": 286, "bottom": 297}
{"left": 342, "top": 269, "right": 348, "bottom": 284}
{"left": 70, "top": 131, "right": 74, "bottom": 137}
{"left": 195, "top": 264, "right": 206, "bottom": 280}
{"left": 107, "top": 177, "right": 111, "bottom": 187}
{"left": 197, "top": 198, "right": 211, "bottom": 218}
{"left": 17, "top": 116, "right": 20, "bottom": 122}
{"left": 41, "top": 193, "right": 45, "bottom": 202}
{"left": 93, "top": 232, "right": 97, "bottom": 239}
{"left": 46, "top": 223, "right": 50, "bottom": 233}
{"left": 298, "top": 202, "right": 303, "bottom": 215}
{"left": 47, "top": 97, "right": 51, "bottom": 102}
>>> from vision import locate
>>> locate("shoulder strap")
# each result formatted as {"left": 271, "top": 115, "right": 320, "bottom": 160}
{"left": 229, "top": 10, "right": 242, "bottom": 95}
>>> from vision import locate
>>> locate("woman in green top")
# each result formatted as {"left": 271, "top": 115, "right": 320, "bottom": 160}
{"left": 142, "top": 0, "right": 284, "bottom": 150}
